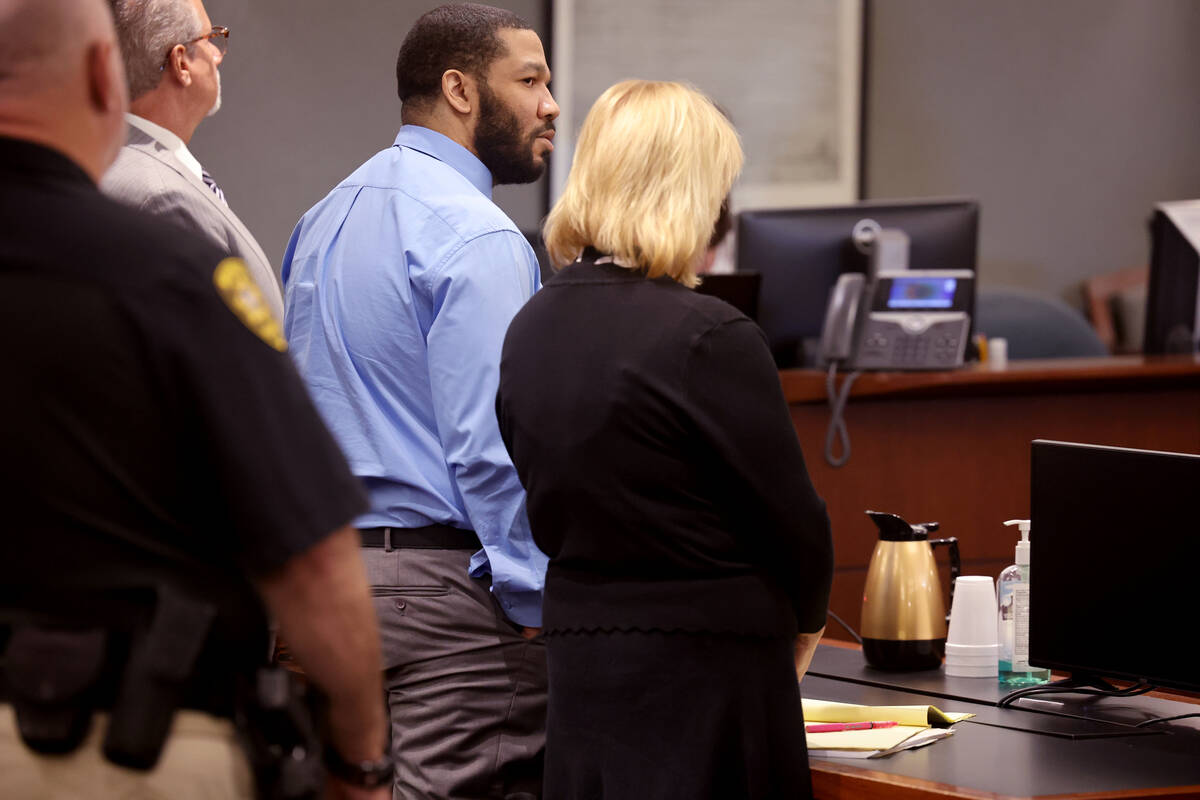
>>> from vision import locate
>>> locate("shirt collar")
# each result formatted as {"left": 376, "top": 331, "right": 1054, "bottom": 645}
{"left": 126, "top": 113, "right": 204, "bottom": 182}
{"left": 550, "top": 248, "right": 673, "bottom": 287}
{"left": 394, "top": 125, "right": 493, "bottom": 200}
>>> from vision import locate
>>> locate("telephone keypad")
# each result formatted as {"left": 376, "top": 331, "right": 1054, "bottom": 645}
{"left": 852, "top": 318, "right": 968, "bottom": 370}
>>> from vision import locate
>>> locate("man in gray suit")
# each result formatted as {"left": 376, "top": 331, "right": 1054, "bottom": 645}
{"left": 102, "top": 0, "right": 281, "bottom": 319}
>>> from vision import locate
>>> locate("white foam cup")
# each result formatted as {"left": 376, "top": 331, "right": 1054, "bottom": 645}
{"left": 944, "top": 576, "right": 999, "bottom": 677}
{"left": 944, "top": 644, "right": 999, "bottom": 665}
{"left": 940, "top": 642, "right": 998, "bottom": 662}
{"left": 945, "top": 661, "right": 998, "bottom": 678}
{"left": 946, "top": 576, "right": 999, "bottom": 647}
{"left": 945, "top": 642, "right": 999, "bottom": 676}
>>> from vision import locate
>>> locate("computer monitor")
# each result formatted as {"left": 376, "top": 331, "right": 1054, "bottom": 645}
{"left": 1143, "top": 201, "right": 1200, "bottom": 354}
{"left": 737, "top": 198, "right": 980, "bottom": 367}
{"left": 1029, "top": 440, "right": 1200, "bottom": 694}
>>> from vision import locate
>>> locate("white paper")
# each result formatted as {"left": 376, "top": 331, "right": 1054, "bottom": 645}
{"left": 808, "top": 727, "right": 954, "bottom": 759}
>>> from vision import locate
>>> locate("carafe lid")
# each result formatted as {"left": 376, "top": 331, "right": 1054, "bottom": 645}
{"left": 866, "top": 510, "right": 940, "bottom": 541}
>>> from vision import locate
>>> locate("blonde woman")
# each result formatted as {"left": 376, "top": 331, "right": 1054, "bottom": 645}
{"left": 496, "top": 80, "right": 833, "bottom": 799}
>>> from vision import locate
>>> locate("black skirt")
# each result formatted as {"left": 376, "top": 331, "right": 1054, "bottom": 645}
{"left": 543, "top": 630, "right": 812, "bottom": 800}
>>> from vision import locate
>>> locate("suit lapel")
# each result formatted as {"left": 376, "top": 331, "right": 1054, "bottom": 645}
{"left": 122, "top": 124, "right": 277, "bottom": 297}
{"left": 125, "top": 126, "right": 242, "bottom": 232}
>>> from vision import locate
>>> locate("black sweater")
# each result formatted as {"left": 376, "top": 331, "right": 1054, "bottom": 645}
{"left": 497, "top": 253, "right": 833, "bottom": 637}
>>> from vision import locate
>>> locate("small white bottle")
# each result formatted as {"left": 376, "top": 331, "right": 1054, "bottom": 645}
{"left": 997, "top": 519, "right": 1051, "bottom": 685}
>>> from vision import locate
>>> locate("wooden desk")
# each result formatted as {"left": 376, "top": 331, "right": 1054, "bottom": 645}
{"left": 782, "top": 356, "right": 1200, "bottom": 641}
{"left": 806, "top": 642, "right": 1200, "bottom": 799}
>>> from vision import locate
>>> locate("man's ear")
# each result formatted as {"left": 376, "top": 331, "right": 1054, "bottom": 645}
{"left": 165, "top": 44, "right": 193, "bottom": 87}
{"left": 86, "top": 40, "right": 128, "bottom": 115}
{"left": 441, "top": 69, "right": 473, "bottom": 115}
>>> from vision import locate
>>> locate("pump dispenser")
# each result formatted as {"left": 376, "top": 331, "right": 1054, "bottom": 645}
{"left": 997, "top": 519, "right": 1050, "bottom": 685}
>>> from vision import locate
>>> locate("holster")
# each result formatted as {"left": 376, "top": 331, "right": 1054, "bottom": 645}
{"left": 5, "top": 625, "right": 108, "bottom": 755}
{"left": 3, "top": 585, "right": 322, "bottom": 799}
{"left": 1, "top": 583, "right": 217, "bottom": 770}
{"left": 102, "top": 584, "right": 216, "bottom": 770}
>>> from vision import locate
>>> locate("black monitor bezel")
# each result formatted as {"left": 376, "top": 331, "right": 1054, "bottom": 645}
{"left": 1028, "top": 439, "right": 1200, "bottom": 694}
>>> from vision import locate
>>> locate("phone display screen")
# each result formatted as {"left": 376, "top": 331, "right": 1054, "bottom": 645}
{"left": 884, "top": 277, "right": 957, "bottom": 309}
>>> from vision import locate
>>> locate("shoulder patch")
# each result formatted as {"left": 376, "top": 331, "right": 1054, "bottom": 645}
{"left": 212, "top": 257, "right": 287, "bottom": 351}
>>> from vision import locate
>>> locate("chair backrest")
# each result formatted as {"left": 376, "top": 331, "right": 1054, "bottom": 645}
{"left": 1081, "top": 265, "right": 1149, "bottom": 353}
{"left": 975, "top": 287, "right": 1108, "bottom": 359}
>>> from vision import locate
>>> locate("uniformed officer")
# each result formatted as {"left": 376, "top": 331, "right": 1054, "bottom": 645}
{"left": 0, "top": 1, "right": 390, "bottom": 798}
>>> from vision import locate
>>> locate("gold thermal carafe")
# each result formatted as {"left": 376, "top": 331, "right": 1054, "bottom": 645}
{"left": 861, "top": 510, "right": 960, "bottom": 671}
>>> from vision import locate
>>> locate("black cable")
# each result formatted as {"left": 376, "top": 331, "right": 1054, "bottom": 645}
{"left": 1134, "top": 712, "right": 1200, "bottom": 728}
{"left": 825, "top": 609, "right": 862, "bottom": 644}
{"left": 999, "top": 679, "right": 1155, "bottom": 709}
{"left": 823, "top": 363, "right": 861, "bottom": 468}
{"left": 1000, "top": 684, "right": 1142, "bottom": 707}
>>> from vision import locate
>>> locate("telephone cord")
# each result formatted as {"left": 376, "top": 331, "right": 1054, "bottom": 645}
{"left": 824, "top": 362, "right": 861, "bottom": 468}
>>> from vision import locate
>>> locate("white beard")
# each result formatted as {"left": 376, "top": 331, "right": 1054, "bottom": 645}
{"left": 207, "top": 68, "right": 222, "bottom": 117}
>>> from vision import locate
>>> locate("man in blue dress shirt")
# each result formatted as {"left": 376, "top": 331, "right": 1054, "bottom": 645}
{"left": 281, "top": 4, "right": 557, "bottom": 798}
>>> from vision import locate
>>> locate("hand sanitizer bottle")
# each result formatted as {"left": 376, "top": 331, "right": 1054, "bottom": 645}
{"left": 997, "top": 519, "right": 1051, "bottom": 686}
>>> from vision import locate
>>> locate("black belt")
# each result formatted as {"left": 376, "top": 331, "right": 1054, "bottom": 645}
{"left": 359, "top": 525, "right": 480, "bottom": 550}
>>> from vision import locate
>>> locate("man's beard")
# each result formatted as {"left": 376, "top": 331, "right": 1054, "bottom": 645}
{"left": 207, "top": 68, "right": 222, "bottom": 117}
{"left": 473, "top": 82, "right": 549, "bottom": 186}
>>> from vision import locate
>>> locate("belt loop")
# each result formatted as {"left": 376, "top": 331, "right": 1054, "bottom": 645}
{"left": 383, "top": 528, "right": 394, "bottom": 553}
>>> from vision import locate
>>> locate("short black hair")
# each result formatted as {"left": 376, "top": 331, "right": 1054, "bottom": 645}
{"left": 396, "top": 3, "right": 531, "bottom": 114}
{"left": 708, "top": 196, "right": 732, "bottom": 249}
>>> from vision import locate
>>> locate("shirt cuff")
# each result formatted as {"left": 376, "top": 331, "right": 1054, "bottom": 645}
{"left": 493, "top": 589, "right": 543, "bottom": 628}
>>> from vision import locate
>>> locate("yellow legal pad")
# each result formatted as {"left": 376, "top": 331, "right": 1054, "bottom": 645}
{"left": 803, "top": 698, "right": 975, "bottom": 758}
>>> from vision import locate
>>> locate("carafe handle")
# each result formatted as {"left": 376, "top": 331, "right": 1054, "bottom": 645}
{"left": 928, "top": 537, "right": 960, "bottom": 623}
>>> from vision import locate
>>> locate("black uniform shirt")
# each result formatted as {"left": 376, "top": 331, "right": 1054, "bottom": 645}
{"left": 497, "top": 252, "right": 834, "bottom": 637}
{"left": 0, "top": 136, "right": 365, "bottom": 654}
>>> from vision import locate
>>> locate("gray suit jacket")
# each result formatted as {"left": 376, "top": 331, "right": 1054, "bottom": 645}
{"left": 101, "top": 124, "right": 284, "bottom": 321}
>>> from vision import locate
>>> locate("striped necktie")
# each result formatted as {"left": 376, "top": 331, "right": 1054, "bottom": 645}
{"left": 201, "top": 168, "right": 227, "bottom": 206}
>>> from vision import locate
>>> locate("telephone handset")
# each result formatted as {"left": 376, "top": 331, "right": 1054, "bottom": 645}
{"left": 818, "top": 269, "right": 974, "bottom": 469}
{"left": 818, "top": 273, "right": 867, "bottom": 365}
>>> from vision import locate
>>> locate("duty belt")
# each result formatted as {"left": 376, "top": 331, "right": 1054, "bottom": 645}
{"left": 1, "top": 584, "right": 219, "bottom": 768}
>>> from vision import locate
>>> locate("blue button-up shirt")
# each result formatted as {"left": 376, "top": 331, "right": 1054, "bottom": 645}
{"left": 281, "top": 125, "right": 547, "bottom": 626}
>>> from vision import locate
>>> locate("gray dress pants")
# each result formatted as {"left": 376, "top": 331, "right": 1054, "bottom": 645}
{"left": 363, "top": 546, "right": 547, "bottom": 800}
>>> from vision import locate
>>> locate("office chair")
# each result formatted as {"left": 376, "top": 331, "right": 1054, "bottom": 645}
{"left": 1081, "top": 265, "right": 1149, "bottom": 354}
{"left": 975, "top": 287, "right": 1108, "bottom": 359}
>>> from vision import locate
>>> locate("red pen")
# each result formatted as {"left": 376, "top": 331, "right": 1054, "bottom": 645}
{"left": 805, "top": 721, "right": 899, "bottom": 733}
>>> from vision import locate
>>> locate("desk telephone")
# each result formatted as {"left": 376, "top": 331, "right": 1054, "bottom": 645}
{"left": 818, "top": 269, "right": 975, "bottom": 370}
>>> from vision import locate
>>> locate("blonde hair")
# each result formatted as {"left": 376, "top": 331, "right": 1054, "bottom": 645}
{"left": 543, "top": 80, "right": 743, "bottom": 287}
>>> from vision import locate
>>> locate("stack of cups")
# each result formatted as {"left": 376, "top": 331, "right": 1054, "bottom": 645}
{"left": 944, "top": 575, "right": 999, "bottom": 677}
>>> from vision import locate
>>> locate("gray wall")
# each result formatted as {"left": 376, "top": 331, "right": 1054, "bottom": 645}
{"left": 191, "top": 0, "right": 547, "bottom": 272}
{"left": 865, "top": 0, "right": 1200, "bottom": 303}
{"left": 191, "top": 0, "right": 1200, "bottom": 304}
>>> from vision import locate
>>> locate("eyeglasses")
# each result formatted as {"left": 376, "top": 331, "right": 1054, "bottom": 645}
{"left": 163, "top": 25, "right": 229, "bottom": 67}
{"left": 187, "top": 26, "right": 230, "bottom": 57}
{"left": 163, "top": 26, "right": 230, "bottom": 63}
